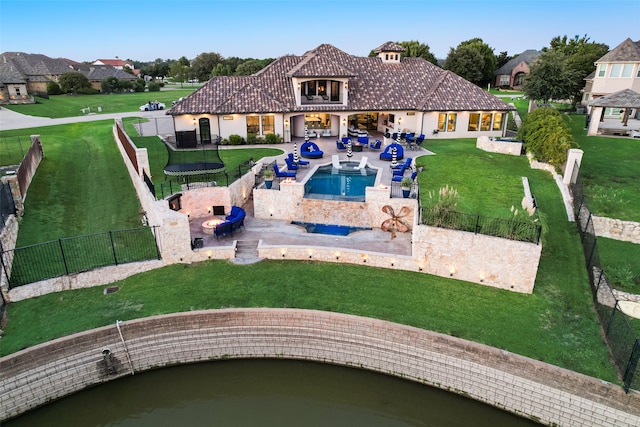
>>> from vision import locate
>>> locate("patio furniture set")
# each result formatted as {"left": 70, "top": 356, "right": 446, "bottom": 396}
{"left": 386, "top": 132, "right": 425, "bottom": 151}
{"left": 336, "top": 137, "right": 383, "bottom": 153}
{"left": 212, "top": 206, "right": 246, "bottom": 240}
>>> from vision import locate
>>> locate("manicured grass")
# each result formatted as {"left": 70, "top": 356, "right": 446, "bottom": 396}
{"left": 1, "top": 134, "right": 620, "bottom": 384}
{"left": 598, "top": 237, "right": 640, "bottom": 294}
{"left": 0, "top": 259, "right": 618, "bottom": 382}
{"left": 566, "top": 114, "right": 640, "bottom": 222}
{"left": 416, "top": 139, "right": 536, "bottom": 218}
{"left": 3, "top": 89, "right": 195, "bottom": 118}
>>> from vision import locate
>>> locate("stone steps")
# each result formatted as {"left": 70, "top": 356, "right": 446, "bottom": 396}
{"left": 231, "top": 240, "right": 263, "bottom": 265}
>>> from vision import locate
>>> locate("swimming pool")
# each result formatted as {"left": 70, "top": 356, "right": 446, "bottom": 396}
{"left": 292, "top": 221, "right": 372, "bottom": 236}
{"left": 304, "top": 162, "right": 377, "bottom": 202}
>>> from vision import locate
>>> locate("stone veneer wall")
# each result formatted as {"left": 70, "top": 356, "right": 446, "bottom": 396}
{"left": 1, "top": 309, "right": 639, "bottom": 425}
{"left": 476, "top": 135, "right": 522, "bottom": 155}
{"left": 592, "top": 216, "right": 640, "bottom": 244}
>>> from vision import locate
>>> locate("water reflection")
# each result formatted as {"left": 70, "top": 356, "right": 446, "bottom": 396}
{"left": 6, "top": 359, "right": 540, "bottom": 426}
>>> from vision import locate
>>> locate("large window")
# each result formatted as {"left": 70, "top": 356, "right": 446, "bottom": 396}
{"left": 438, "top": 113, "right": 457, "bottom": 132}
{"left": 621, "top": 64, "right": 634, "bottom": 77}
{"left": 492, "top": 113, "right": 505, "bottom": 131}
{"left": 261, "top": 115, "right": 274, "bottom": 134}
{"left": 598, "top": 64, "right": 606, "bottom": 77}
{"left": 468, "top": 113, "right": 480, "bottom": 131}
{"left": 480, "top": 113, "right": 492, "bottom": 131}
{"left": 247, "top": 115, "right": 274, "bottom": 135}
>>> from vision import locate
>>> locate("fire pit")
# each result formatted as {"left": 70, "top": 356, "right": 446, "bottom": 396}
{"left": 201, "top": 218, "right": 224, "bottom": 235}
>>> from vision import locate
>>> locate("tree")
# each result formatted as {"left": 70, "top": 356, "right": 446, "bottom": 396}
{"left": 545, "top": 35, "right": 609, "bottom": 107}
{"left": 496, "top": 51, "right": 513, "bottom": 69}
{"left": 234, "top": 58, "right": 274, "bottom": 76}
{"left": 518, "top": 107, "right": 578, "bottom": 170}
{"left": 191, "top": 52, "right": 224, "bottom": 83}
{"left": 101, "top": 76, "right": 120, "bottom": 93}
{"left": 59, "top": 72, "right": 92, "bottom": 94}
{"left": 398, "top": 40, "right": 438, "bottom": 65}
{"left": 211, "top": 63, "right": 231, "bottom": 76}
{"left": 522, "top": 50, "right": 579, "bottom": 103}
{"left": 170, "top": 56, "right": 191, "bottom": 84}
{"left": 46, "top": 81, "right": 62, "bottom": 95}
{"left": 457, "top": 38, "right": 497, "bottom": 86}
{"left": 444, "top": 45, "right": 484, "bottom": 84}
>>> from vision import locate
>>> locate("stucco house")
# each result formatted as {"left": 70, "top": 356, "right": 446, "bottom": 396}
{"left": 92, "top": 58, "right": 139, "bottom": 76}
{"left": 494, "top": 50, "right": 541, "bottom": 89}
{"left": 583, "top": 38, "right": 640, "bottom": 136}
{"left": 167, "top": 42, "right": 514, "bottom": 145}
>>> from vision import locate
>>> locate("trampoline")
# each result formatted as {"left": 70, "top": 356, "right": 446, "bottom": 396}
{"left": 163, "top": 161, "right": 226, "bottom": 176}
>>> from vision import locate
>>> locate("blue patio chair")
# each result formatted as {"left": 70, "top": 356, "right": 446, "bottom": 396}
{"left": 392, "top": 157, "right": 412, "bottom": 170}
{"left": 273, "top": 163, "right": 296, "bottom": 178}
{"left": 392, "top": 164, "right": 408, "bottom": 177}
{"left": 336, "top": 140, "right": 347, "bottom": 150}
{"left": 379, "top": 143, "right": 404, "bottom": 161}
{"left": 341, "top": 137, "right": 351, "bottom": 145}
{"left": 357, "top": 136, "right": 369, "bottom": 145}
{"left": 392, "top": 170, "right": 418, "bottom": 182}
{"left": 284, "top": 156, "right": 299, "bottom": 171}
{"left": 300, "top": 141, "right": 324, "bottom": 159}
{"left": 287, "top": 153, "right": 309, "bottom": 167}
{"left": 391, "top": 132, "right": 398, "bottom": 141}
{"left": 369, "top": 139, "right": 382, "bottom": 150}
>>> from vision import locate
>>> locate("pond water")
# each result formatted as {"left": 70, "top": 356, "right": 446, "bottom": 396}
{"left": 5, "top": 359, "right": 541, "bottom": 427}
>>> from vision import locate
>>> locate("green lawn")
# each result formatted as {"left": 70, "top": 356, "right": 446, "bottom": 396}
{"left": 598, "top": 237, "right": 640, "bottom": 294}
{"left": 566, "top": 114, "right": 640, "bottom": 222}
{"left": 2, "top": 89, "right": 196, "bottom": 118}
{"left": 0, "top": 130, "right": 621, "bottom": 384}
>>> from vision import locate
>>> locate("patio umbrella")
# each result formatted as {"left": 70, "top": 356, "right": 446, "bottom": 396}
{"left": 391, "top": 146, "right": 398, "bottom": 168}
{"left": 347, "top": 139, "right": 353, "bottom": 159}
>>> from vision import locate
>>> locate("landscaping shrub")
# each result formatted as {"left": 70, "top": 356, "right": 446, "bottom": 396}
{"left": 228, "top": 134, "right": 244, "bottom": 145}
{"left": 246, "top": 133, "right": 258, "bottom": 145}
{"left": 518, "top": 107, "right": 577, "bottom": 170}
{"left": 264, "top": 133, "right": 282, "bottom": 144}
{"left": 147, "top": 81, "right": 161, "bottom": 92}
{"left": 133, "top": 79, "right": 146, "bottom": 92}
{"left": 46, "top": 81, "right": 62, "bottom": 95}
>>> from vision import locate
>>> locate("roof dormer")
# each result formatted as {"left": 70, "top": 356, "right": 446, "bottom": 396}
{"left": 373, "top": 41, "right": 406, "bottom": 64}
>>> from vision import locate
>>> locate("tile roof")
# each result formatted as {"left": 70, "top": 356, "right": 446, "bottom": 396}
{"left": 597, "top": 38, "right": 640, "bottom": 62}
{"left": 169, "top": 43, "right": 513, "bottom": 116}
{"left": 0, "top": 62, "right": 27, "bottom": 84}
{"left": 0, "top": 52, "right": 135, "bottom": 84}
{"left": 588, "top": 89, "right": 640, "bottom": 108}
{"left": 373, "top": 42, "right": 407, "bottom": 53}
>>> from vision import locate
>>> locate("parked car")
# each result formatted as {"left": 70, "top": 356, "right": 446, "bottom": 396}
{"left": 171, "top": 97, "right": 184, "bottom": 106}
{"left": 139, "top": 101, "right": 165, "bottom": 111}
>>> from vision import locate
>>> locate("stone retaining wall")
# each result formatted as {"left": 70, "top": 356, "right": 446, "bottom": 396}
{"left": 1, "top": 309, "right": 639, "bottom": 425}
{"left": 476, "top": 135, "right": 522, "bottom": 155}
{"left": 592, "top": 216, "right": 640, "bottom": 244}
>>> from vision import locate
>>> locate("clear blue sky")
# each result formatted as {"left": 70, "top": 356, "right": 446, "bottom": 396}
{"left": 0, "top": 0, "right": 633, "bottom": 62}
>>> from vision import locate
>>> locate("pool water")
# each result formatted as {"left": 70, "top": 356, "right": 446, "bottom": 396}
{"left": 304, "top": 162, "right": 376, "bottom": 202}
{"left": 292, "top": 221, "right": 372, "bottom": 236}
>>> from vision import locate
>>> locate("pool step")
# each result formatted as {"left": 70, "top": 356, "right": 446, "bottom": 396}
{"left": 231, "top": 240, "right": 263, "bottom": 265}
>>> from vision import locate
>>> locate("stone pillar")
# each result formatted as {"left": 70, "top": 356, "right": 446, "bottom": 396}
{"left": 587, "top": 106, "right": 603, "bottom": 135}
{"left": 563, "top": 148, "right": 584, "bottom": 186}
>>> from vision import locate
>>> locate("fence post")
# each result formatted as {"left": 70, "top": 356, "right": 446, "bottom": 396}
{"left": 623, "top": 339, "right": 640, "bottom": 393}
{"left": 58, "top": 239, "right": 69, "bottom": 275}
{"left": 152, "top": 226, "right": 161, "bottom": 260}
{"left": 108, "top": 231, "right": 118, "bottom": 265}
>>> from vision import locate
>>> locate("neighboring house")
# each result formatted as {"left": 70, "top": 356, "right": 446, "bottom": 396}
{"left": 582, "top": 38, "right": 640, "bottom": 111}
{"left": 92, "top": 58, "right": 139, "bottom": 76}
{"left": 168, "top": 42, "right": 514, "bottom": 144}
{"left": 494, "top": 50, "right": 541, "bottom": 89}
{"left": 0, "top": 52, "right": 138, "bottom": 103}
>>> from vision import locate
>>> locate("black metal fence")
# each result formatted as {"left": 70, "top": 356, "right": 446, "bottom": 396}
{"left": 419, "top": 207, "right": 542, "bottom": 244}
{"left": 0, "top": 182, "right": 16, "bottom": 232}
{"left": 1, "top": 226, "right": 161, "bottom": 288}
{"left": 569, "top": 161, "right": 640, "bottom": 392}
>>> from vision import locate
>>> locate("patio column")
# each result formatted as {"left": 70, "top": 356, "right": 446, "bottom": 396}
{"left": 587, "top": 107, "right": 603, "bottom": 136}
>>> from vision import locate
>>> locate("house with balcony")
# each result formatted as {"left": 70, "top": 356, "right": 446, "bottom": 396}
{"left": 167, "top": 42, "right": 514, "bottom": 145}
{"left": 583, "top": 38, "right": 640, "bottom": 136}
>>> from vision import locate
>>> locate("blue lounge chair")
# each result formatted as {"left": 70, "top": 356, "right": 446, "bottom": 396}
{"left": 214, "top": 221, "right": 233, "bottom": 240}
{"left": 392, "top": 164, "right": 408, "bottom": 177}
{"left": 379, "top": 143, "right": 404, "bottom": 161}
{"left": 336, "top": 140, "right": 347, "bottom": 150}
{"left": 392, "top": 170, "right": 418, "bottom": 183}
{"left": 273, "top": 163, "right": 296, "bottom": 178}
{"left": 392, "top": 157, "right": 412, "bottom": 170}
{"left": 284, "top": 156, "right": 299, "bottom": 171}
{"left": 369, "top": 139, "right": 382, "bottom": 150}
{"left": 287, "top": 153, "right": 309, "bottom": 167}
{"left": 300, "top": 141, "right": 323, "bottom": 159}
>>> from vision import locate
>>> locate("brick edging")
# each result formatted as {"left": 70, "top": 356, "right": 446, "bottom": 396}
{"left": 1, "top": 309, "right": 639, "bottom": 425}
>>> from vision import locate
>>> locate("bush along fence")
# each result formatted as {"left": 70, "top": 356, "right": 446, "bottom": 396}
{"left": 419, "top": 207, "right": 542, "bottom": 244}
{"left": 569, "top": 161, "right": 640, "bottom": 393}
{"left": 0, "top": 226, "right": 160, "bottom": 289}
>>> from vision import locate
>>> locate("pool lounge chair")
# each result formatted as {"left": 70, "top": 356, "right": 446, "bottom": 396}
{"left": 354, "top": 156, "right": 368, "bottom": 169}
{"left": 284, "top": 156, "right": 299, "bottom": 171}
{"left": 332, "top": 154, "right": 343, "bottom": 169}
{"left": 273, "top": 163, "right": 296, "bottom": 178}
{"left": 287, "top": 153, "right": 309, "bottom": 167}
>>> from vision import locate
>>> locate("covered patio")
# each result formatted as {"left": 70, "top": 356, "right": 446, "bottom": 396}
{"left": 587, "top": 88, "right": 640, "bottom": 137}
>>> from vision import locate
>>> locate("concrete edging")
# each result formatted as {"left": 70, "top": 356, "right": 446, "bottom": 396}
{"left": 1, "top": 308, "right": 639, "bottom": 425}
